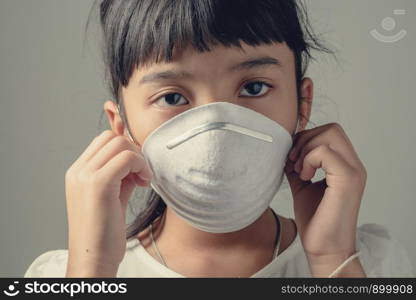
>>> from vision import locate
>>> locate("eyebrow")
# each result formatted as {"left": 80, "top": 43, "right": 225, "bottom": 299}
{"left": 138, "top": 56, "right": 282, "bottom": 85}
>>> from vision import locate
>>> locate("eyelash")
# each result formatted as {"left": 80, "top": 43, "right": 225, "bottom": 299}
{"left": 153, "top": 81, "right": 274, "bottom": 108}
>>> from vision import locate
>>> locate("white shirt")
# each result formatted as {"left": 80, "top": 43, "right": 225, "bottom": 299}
{"left": 24, "top": 223, "right": 415, "bottom": 277}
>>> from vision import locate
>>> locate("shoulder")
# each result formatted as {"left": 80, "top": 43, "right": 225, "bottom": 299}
{"left": 356, "top": 223, "right": 415, "bottom": 277}
{"left": 23, "top": 237, "right": 150, "bottom": 278}
{"left": 24, "top": 249, "right": 68, "bottom": 278}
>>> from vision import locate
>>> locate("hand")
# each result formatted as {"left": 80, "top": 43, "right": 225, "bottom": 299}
{"left": 64, "top": 130, "right": 153, "bottom": 277}
{"left": 284, "top": 123, "right": 367, "bottom": 275}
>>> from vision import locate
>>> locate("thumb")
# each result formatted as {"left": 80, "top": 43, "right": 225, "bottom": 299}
{"left": 284, "top": 159, "right": 311, "bottom": 195}
{"left": 119, "top": 173, "right": 138, "bottom": 211}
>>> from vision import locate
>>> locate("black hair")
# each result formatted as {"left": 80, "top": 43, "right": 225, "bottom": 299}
{"left": 85, "top": 0, "right": 332, "bottom": 239}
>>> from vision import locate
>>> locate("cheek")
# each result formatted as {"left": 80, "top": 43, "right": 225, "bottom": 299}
{"left": 122, "top": 87, "right": 174, "bottom": 145}
{"left": 134, "top": 118, "right": 159, "bottom": 146}
{"left": 276, "top": 82, "right": 298, "bottom": 134}
{"left": 132, "top": 112, "right": 174, "bottom": 146}
{"left": 251, "top": 90, "right": 298, "bottom": 135}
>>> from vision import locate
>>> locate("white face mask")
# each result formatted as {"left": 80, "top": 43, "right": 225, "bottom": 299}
{"left": 125, "top": 101, "right": 294, "bottom": 233}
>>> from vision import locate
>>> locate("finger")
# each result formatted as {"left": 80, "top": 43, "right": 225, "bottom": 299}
{"left": 131, "top": 172, "right": 152, "bottom": 187}
{"left": 96, "top": 150, "right": 153, "bottom": 185}
{"left": 294, "top": 138, "right": 329, "bottom": 174}
{"left": 74, "top": 130, "right": 116, "bottom": 165}
{"left": 284, "top": 159, "right": 312, "bottom": 196}
{"left": 324, "top": 124, "right": 363, "bottom": 169}
{"left": 119, "top": 173, "right": 140, "bottom": 208}
{"left": 299, "top": 144, "right": 354, "bottom": 183}
{"left": 86, "top": 135, "right": 141, "bottom": 172}
{"left": 292, "top": 123, "right": 362, "bottom": 172}
{"left": 288, "top": 124, "right": 330, "bottom": 162}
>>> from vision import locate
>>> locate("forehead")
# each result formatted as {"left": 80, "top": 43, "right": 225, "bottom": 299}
{"left": 132, "top": 41, "right": 295, "bottom": 80}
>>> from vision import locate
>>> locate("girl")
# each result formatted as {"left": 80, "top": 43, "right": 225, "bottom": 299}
{"left": 25, "top": 0, "right": 414, "bottom": 278}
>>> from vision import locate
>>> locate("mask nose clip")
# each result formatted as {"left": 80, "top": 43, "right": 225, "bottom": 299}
{"left": 166, "top": 121, "right": 273, "bottom": 150}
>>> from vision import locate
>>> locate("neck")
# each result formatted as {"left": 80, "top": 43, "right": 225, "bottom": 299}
{"left": 151, "top": 206, "right": 278, "bottom": 253}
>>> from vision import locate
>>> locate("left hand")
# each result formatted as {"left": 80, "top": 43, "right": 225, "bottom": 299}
{"left": 284, "top": 123, "right": 367, "bottom": 269}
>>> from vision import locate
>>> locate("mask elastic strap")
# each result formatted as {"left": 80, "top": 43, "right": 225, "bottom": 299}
{"left": 117, "top": 100, "right": 137, "bottom": 145}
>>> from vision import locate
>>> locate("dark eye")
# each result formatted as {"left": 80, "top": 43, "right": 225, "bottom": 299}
{"left": 239, "top": 81, "right": 273, "bottom": 97}
{"left": 154, "top": 93, "right": 188, "bottom": 107}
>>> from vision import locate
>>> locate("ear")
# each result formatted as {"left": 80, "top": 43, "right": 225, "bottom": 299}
{"left": 296, "top": 77, "right": 314, "bottom": 133}
{"left": 103, "top": 100, "right": 125, "bottom": 136}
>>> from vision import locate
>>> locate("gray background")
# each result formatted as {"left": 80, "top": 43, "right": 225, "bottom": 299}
{"left": 0, "top": 0, "right": 414, "bottom": 276}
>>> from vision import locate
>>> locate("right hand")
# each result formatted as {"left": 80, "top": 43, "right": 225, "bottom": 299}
{"left": 64, "top": 130, "right": 153, "bottom": 276}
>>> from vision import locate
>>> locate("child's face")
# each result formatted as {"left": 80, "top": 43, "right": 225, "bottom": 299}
{"left": 113, "top": 41, "right": 313, "bottom": 146}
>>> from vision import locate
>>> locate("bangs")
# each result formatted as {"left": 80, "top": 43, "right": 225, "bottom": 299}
{"left": 91, "top": 0, "right": 330, "bottom": 100}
